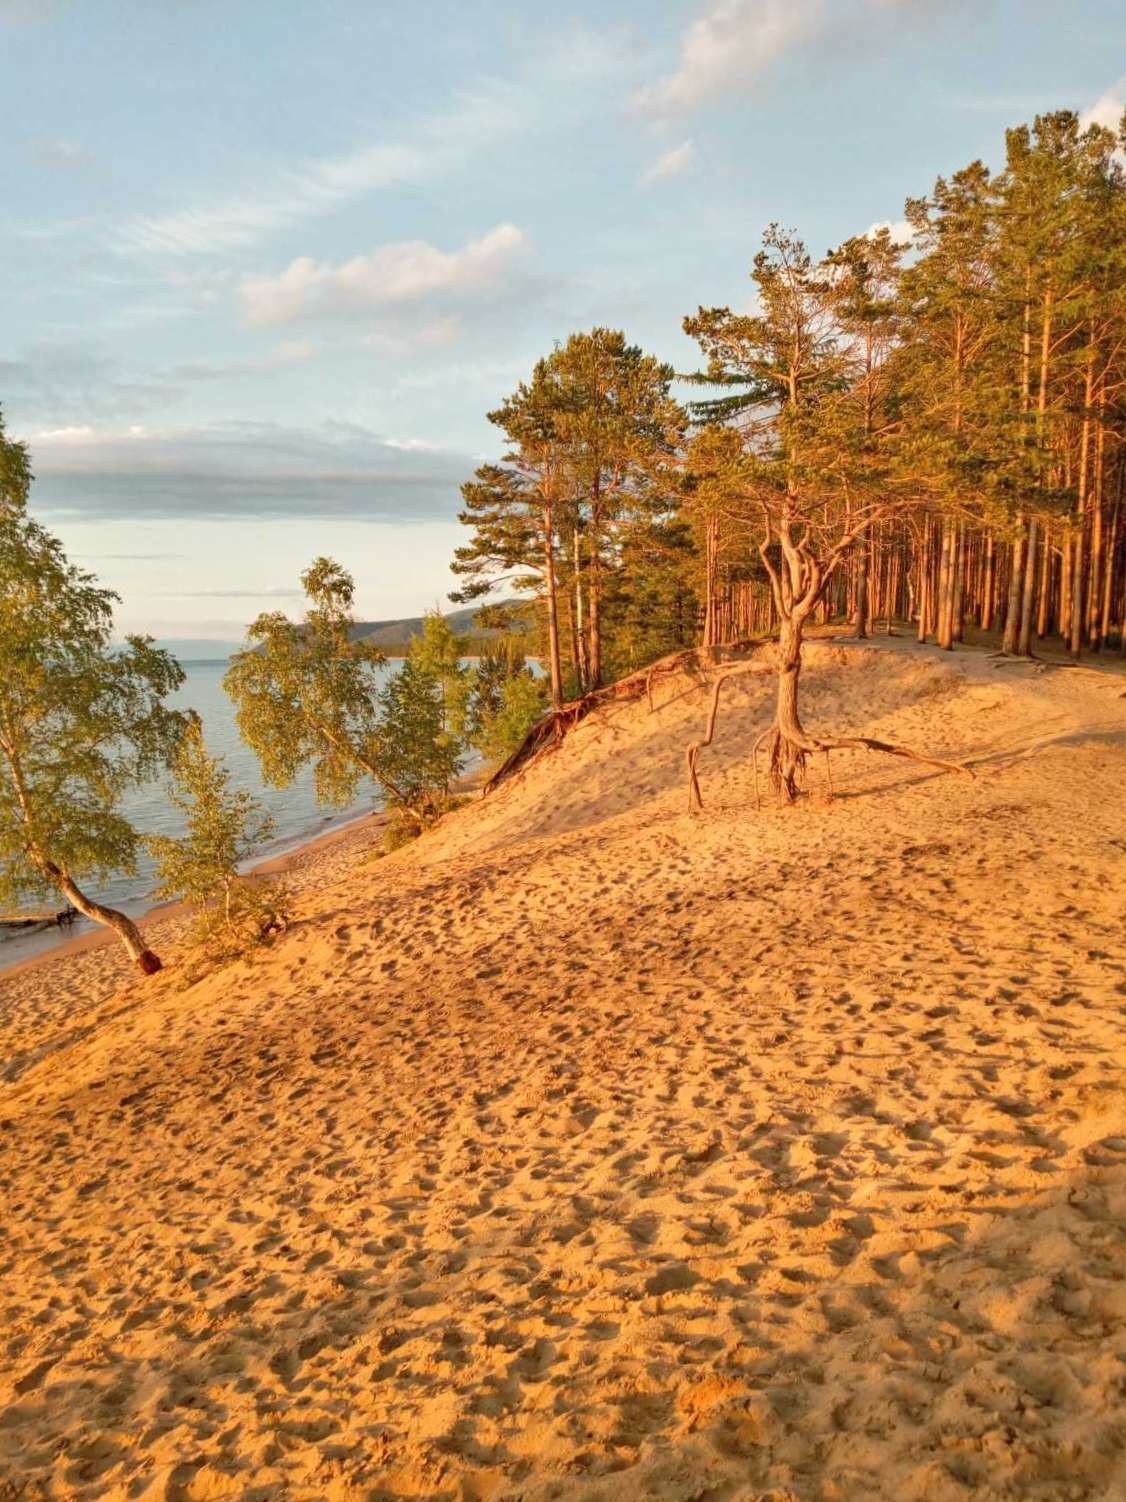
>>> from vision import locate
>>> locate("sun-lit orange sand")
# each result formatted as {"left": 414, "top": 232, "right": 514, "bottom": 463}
{"left": 2, "top": 639, "right": 1126, "bottom": 1502}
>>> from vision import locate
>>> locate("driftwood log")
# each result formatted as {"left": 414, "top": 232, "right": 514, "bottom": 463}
{"left": 0, "top": 905, "right": 78, "bottom": 935}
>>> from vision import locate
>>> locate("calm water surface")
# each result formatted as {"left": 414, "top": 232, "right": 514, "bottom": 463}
{"left": 1, "top": 657, "right": 389, "bottom": 969}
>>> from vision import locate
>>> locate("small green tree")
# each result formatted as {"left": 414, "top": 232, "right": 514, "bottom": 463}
{"left": 225, "top": 557, "right": 408, "bottom": 807}
{"left": 145, "top": 721, "right": 287, "bottom": 959}
{"left": 0, "top": 497, "right": 187, "bottom": 972}
{"left": 410, "top": 610, "right": 472, "bottom": 742}
{"left": 375, "top": 657, "right": 464, "bottom": 840}
{"left": 469, "top": 646, "right": 547, "bottom": 764}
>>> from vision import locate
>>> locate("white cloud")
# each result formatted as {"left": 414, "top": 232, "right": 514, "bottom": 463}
{"left": 1081, "top": 78, "right": 1126, "bottom": 133}
{"left": 635, "top": 0, "right": 934, "bottom": 118}
{"left": 639, "top": 139, "right": 695, "bottom": 186}
{"left": 239, "top": 224, "right": 532, "bottom": 328}
{"left": 868, "top": 217, "right": 916, "bottom": 245}
{"left": 635, "top": 0, "right": 827, "bottom": 116}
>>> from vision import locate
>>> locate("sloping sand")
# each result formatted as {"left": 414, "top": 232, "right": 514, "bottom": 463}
{"left": 2, "top": 640, "right": 1125, "bottom": 1502}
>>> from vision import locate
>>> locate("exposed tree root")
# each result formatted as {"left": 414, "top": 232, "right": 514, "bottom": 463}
{"left": 689, "top": 691, "right": 975, "bottom": 812}
{"left": 485, "top": 640, "right": 767, "bottom": 796}
{"left": 763, "top": 727, "right": 974, "bottom": 804}
{"left": 813, "top": 734, "right": 975, "bottom": 778}
{"left": 685, "top": 663, "right": 777, "bottom": 811}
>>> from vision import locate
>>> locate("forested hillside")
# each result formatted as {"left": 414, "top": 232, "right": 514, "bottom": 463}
{"left": 350, "top": 603, "right": 519, "bottom": 652}
{"left": 454, "top": 111, "right": 1126, "bottom": 705}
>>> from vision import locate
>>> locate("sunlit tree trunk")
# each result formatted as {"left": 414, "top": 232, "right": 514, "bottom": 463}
{"left": 48, "top": 866, "right": 161, "bottom": 974}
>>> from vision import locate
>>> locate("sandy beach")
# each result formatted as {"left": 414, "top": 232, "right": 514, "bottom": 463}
{"left": 2, "top": 639, "right": 1125, "bottom": 1501}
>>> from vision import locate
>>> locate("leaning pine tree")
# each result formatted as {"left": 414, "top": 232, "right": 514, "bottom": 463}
{"left": 0, "top": 440, "right": 187, "bottom": 972}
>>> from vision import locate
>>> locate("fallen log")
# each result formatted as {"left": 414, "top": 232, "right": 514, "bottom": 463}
{"left": 0, "top": 905, "right": 78, "bottom": 936}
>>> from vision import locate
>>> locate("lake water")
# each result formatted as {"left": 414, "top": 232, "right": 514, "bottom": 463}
{"left": 0, "top": 656, "right": 391, "bottom": 970}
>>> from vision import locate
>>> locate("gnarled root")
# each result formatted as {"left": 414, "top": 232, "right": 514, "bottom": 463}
{"left": 815, "top": 735, "right": 974, "bottom": 781}
{"left": 765, "top": 726, "right": 973, "bottom": 804}
{"left": 768, "top": 726, "right": 807, "bottom": 804}
{"left": 685, "top": 662, "right": 776, "bottom": 811}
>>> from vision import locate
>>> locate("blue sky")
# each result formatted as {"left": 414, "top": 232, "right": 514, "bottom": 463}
{"left": 3, "top": 0, "right": 1124, "bottom": 640}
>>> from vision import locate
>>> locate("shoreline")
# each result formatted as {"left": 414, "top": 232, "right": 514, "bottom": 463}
{"left": 0, "top": 807, "right": 388, "bottom": 984}
{"left": 0, "top": 767, "right": 484, "bottom": 984}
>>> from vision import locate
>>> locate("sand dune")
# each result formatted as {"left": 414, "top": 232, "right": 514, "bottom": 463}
{"left": 2, "top": 639, "right": 1125, "bottom": 1501}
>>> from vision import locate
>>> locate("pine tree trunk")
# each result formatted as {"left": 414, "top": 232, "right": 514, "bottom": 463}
{"left": 1069, "top": 526, "right": 1086, "bottom": 659}
{"left": 1002, "top": 527, "right": 1025, "bottom": 655}
{"left": 571, "top": 531, "right": 588, "bottom": 694}
{"left": 951, "top": 524, "right": 966, "bottom": 643}
{"left": 1070, "top": 338, "right": 1096, "bottom": 658}
{"left": 1018, "top": 517, "right": 1039, "bottom": 658}
{"left": 542, "top": 506, "right": 564, "bottom": 710}
{"left": 1099, "top": 461, "right": 1122, "bottom": 649}
{"left": 854, "top": 525, "right": 870, "bottom": 639}
{"left": 1087, "top": 417, "right": 1107, "bottom": 650}
{"left": 703, "top": 514, "right": 718, "bottom": 650}
{"left": 589, "top": 551, "right": 603, "bottom": 691}
{"left": 981, "top": 532, "right": 996, "bottom": 632}
{"left": 936, "top": 519, "right": 954, "bottom": 650}
{"left": 769, "top": 611, "right": 808, "bottom": 804}
{"left": 50, "top": 868, "right": 161, "bottom": 974}
{"left": 916, "top": 522, "right": 932, "bottom": 643}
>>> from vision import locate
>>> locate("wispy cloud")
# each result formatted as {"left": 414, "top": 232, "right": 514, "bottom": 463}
{"left": 635, "top": 0, "right": 940, "bottom": 118}
{"left": 108, "top": 30, "right": 623, "bottom": 261}
{"left": 239, "top": 224, "right": 532, "bottom": 327}
{"left": 638, "top": 139, "right": 695, "bottom": 187}
{"left": 114, "top": 142, "right": 430, "bottom": 258}
{"left": 27, "top": 135, "right": 92, "bottom": 171}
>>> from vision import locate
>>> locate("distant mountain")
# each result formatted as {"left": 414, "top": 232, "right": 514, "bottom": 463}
{"left": 351, "top": 603, "right": 520, "bottom": 650}
{"left": 143, "top": 605, "right": 522, "bottom": 664}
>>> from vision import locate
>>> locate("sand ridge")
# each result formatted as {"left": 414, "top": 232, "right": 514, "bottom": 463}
{"left": 1, "top": 640, "right": 1125, "bottom": 1501}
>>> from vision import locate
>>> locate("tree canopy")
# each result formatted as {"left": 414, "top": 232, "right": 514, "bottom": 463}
{"left": 0, "top": 498, "right": 187, "bottom": 969}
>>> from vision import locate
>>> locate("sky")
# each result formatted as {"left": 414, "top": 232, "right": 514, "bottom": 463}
{"left": 3, "top": 0, "right": 1125, "bottom": 642}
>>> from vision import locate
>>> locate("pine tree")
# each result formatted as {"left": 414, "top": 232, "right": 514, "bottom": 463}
{"left": 453, "top": 330, "right": 686, "bottom": 705}
{"left": 469, "top": 644, "right": 547, "bottom": 764}
{"left": 375, "top": 657, "right": 464, "bottom": 840}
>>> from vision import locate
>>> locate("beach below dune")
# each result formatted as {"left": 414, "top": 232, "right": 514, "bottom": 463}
{"left": 2, "top": 639, "right": 1126, "bottom": 1501}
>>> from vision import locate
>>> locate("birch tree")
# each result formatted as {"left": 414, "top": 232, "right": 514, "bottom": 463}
{"left": 0, "top": 501, "right": 187, "bottom": 972}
